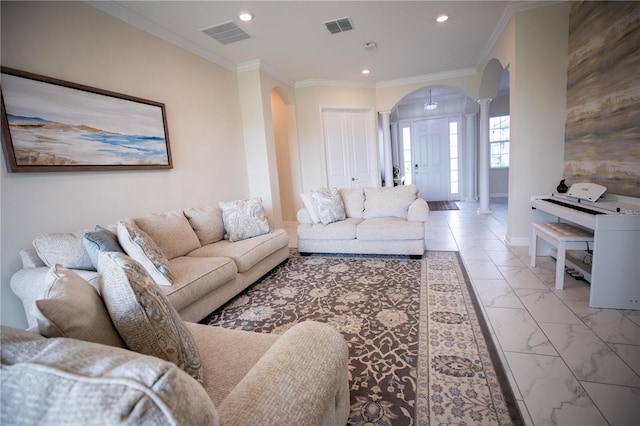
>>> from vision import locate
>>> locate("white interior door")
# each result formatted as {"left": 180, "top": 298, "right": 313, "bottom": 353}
{"left": 323, "top": 109, "right": 376, "bottom": 189}
{"left": 412, "top": 118, "right": 450, "bottom": 200}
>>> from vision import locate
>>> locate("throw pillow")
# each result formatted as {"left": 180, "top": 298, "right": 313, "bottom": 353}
{"left": 33, "top": 230, "right": 94, "bottom": 271}
{"left": 300, "top": 193, "right": 321, "bottom": 224}
{"left": 219, "top": 198, "right": 271, "bottom": 242}
{"left": 83, "top": 226, "right": 125, "bottom": 270}
{"left": 310, "top": 187, "right": 346, "bottom": 225}
{"left": 33, "top": 265, "right": 125, "bottom": 348}
{"left": 98, "top": 252, "right": 203, "bottom": 383}
{"left": 116, "top": 220, "right": 172, "bottom": 287}
{"left": 183, "top": 205, "right": 225, "bottom": 245}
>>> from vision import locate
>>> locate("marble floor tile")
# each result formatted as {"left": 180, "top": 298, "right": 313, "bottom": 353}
{"left": 539, "top": 322, "right": 640, "bottom": 387}
{"left": 580, "top": 382, "right": 640, "bottom": 426}
{"left": 485, "top": 307, "right": 557, "bottom": 355}
{"left": 498, "top": 266, "right": 548, "bottom": 290}
{"left": 607, "top": 343, "right": 640, "bottom": 376}
{"left": 505, "top": 352, "right": 608, "bottom": 426}
{"left": 472, "top": 279, "right": 525, "bottom": 309}
{"left": 486, "top": 250, "right": 526, "bottom": 267}
{"left": 459, "top": 246, "right": 491, "bottom": 260}
{"left": 477, "top": 239, "right": 508, "bottom": 251}
{"left": 564, "top": 301, "right": 640, "bottom": 345}
{"left": 462, "top": 259, "right": 504, "bottom": 280}
{"left": 514, "top": 289, "right": 583, "bottom": 325}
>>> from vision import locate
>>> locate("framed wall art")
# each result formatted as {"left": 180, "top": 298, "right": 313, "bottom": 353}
{"left": 1, "top": 67, "right": 172, "bottom": 172}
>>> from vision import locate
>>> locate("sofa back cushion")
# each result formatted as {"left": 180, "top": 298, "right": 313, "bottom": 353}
{"left": 183, "top": 206, "right": 225, "bottom": 245}
{"left": 33, "top": 265, "right": 125, "bottom": 348}
{"left": 134, "top": 211, "right": 201, "bottom": 259}
{"left": 33, "top": 230, "right": 95, "bottom": 271}
{"left": 1, "top": 326, "right": 218, "bottom": 426}
{"left": 339, "top": 188, "right": 365, "bottom": 218}
{"left": 98, "top": 252, "right": 203, "bottom": 383}
{"left": 363, "top": 185, "right": 419, "bottom": 219}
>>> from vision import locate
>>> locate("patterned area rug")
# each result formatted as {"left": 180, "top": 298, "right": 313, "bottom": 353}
{"left": 201, "top": 252, "right": 522, "bottom": 425}
{"left": 427, "top": 201, "right": 460, "bottom": 211}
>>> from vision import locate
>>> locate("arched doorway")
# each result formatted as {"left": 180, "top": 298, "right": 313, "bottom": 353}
{"left": 389, "top": 86, "right": 479, "bottom": 202}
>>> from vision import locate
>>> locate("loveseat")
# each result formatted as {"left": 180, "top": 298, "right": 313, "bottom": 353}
{"left": 1, "top": 251, "right": 350, "bottom": 425}
{"left": 297, "top": 185, "right": 429, "bottom": 258}
{"left": 11, "top": 199, "right": 290, "bottom": 327}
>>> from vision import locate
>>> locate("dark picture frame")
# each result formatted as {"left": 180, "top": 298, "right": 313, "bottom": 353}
{"left": 1, "top": 67, "right": 172, "bottom": 172}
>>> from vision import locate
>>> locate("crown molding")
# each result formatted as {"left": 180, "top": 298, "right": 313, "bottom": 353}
{"left": 295, "top": 79, "right": 375, "bottom": 89}
{"left": 87, "top": 1, "right": 236, "bottom": 72}
{"left": 237, "top": 60, "right": 295, "bottom": 87}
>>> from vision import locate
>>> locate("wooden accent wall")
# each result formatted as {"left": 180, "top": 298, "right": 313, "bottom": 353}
{"left": 564, "top": 2, "right": 639, "bottom": 197}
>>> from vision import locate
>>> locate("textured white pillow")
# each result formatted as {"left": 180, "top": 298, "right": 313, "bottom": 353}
{"left": 300, "top": 193, "right": 321, "bottom": 224}
{"left": 311, "top": 187, "right": 346, "bottom": 225}
{"left": 33, "top": 230, "right": 94, "bottom": 271}
{"left": 33, "top": 265, "right": 125, "bottom": 348}
{"left": 363, "top": 185, "right": 419, "bottom": 219}
{"left": 98, "top": 252, "right": 202, "bottom": 383}
{"left": 116, "top": 221, "right": 172, "bottom": 286}
{"left": 219, "top": 198, "right": 271, "bottom": 242}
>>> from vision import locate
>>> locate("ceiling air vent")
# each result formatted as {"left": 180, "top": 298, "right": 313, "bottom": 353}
{"left": 323, "top": 17, "right": 353, "bottom": 34}
{"left": 202, "top": 21, "right": 251, "bottom": 45}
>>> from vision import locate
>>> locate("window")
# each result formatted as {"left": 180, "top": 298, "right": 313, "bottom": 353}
{"left": 489, "top": 115, "right": 509, "bottom": 168}
{"left": 449, "top": 121, "right": 459, "bottom": 194}
{"left": 402, "top": 126, "right": 412, "bottom": 185}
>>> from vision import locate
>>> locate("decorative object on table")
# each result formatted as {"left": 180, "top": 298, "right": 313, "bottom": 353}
{"left": 204, "top": 251, "right": 523, "bottom": 426}
{"left": 1, "top": 67, "right": 172, "bottom": 172}
{"left": 556, "top": 179, "right": 568, "bottom": 193}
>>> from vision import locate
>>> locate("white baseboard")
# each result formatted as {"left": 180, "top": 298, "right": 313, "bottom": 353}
{"left": 506, "top": 235, "right": 529, "bottom": 247}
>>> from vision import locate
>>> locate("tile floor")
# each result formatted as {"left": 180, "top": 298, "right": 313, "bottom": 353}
{"left": 284, "top": 197, "right": 640, "bottom": 425}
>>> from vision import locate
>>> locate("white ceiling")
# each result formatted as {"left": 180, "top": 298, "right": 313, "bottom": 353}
{"left": 91, "top": 0, "right": 529, "bottom": 91}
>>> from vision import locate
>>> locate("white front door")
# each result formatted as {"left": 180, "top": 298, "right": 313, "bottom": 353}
{"left": 323, "top": 109, "right": 377, "bottom": 189}
{"left": 412, "top": 118, "right": 450, "bottom": 200}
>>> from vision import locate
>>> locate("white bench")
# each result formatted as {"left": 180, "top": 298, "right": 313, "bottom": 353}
{"left": 531, "top": 222, "right": 594, "bottom": 290}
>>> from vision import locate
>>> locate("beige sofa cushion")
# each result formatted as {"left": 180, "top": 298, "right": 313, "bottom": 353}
{"left": 188, "top": 228, "right": 289, "bottom": 273}
{"left": 363, "top": 185, "right": 419, "bottom": 219}
{"left": 297, "top": 218, "right": 360, "bottom": 241}
{"left": 117, "top": 220, "right": 173, "bottom": 286}
{"left": 356, "top": 217, "right": 424, "bottom": 241}
{"left": 163, "top": 256, "right": 238, "bottom": 312}
{"left": 1, "top": 326, "right": 218, "bottom": 426}
{"left": 183, "top": 205, "right": 225, "bottom": 245}
{"left": 300, "top": 193, "right": 321, "bottom": 224}
{"left": 135, "top": 211, "right": 201, "bottom": 260}
{"left": 339, "top": 188, "right": 365, "bottom": 218}
{"left": 33, "top": 265, "right": 125, "bottom": 348}
{"left": 32, "top": 230, "right": 94, "bottom": 271}
{"left": 98, "top": 252, "right": 202, "bottom": 383}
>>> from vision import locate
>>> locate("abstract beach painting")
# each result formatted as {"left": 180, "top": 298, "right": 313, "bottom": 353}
{"left": 1, "top": 68, "right": 172, "bottom": 172}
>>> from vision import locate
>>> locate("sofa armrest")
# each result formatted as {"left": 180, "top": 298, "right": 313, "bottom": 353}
{"left": 20, "top": 248, "right": 46, "bottom": 268}
{"left": 10, "top": 267, "right": 100, "bottom": 329}
{"left": 407, "top": 198, "right": 430, "bottom": 222}
{"left": 217, "top": 321, "right": 350, "bottom": 426}
{"left": 296, "top": 208, "right": 314, "bottom": 225}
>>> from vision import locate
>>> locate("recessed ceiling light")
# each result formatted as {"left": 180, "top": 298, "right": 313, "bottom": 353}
{"left": 436, "top": 14, "right": 448, "bottom": 23}
{"left": 362, "top": 69, "right": 370, "bottom": 75}
{"left": 239, "top": 11, "right": 254, "bottom": 22}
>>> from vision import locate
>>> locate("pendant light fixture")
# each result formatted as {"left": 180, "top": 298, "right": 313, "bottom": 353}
{"left": 424, "top": 89, "right": 437, "bottom": 110}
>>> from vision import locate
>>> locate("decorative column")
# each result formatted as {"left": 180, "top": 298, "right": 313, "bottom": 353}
{"left": 465, "top": 113, "right": 477, "bottom": 202}
{"left": 477, "top": 98, "right": 492, "bottom": 214}
{"left": 381, "top": 111, "right": 393, "bottom": 187}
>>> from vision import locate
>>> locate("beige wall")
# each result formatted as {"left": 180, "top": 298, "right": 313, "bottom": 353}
{"left": 1, "top": 2, "right": 249, "bottom": 328}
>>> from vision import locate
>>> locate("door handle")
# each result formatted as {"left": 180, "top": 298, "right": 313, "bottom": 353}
{"left": 351, "top": 177, "right": 359, "bottom": 181}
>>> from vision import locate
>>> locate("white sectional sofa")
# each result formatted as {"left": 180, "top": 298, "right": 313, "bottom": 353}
{"left": 11, "top": 199, "right": 290, "bottom": 327}
{"left": 297, "top": 184, "right": 429, "bottom": 258}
